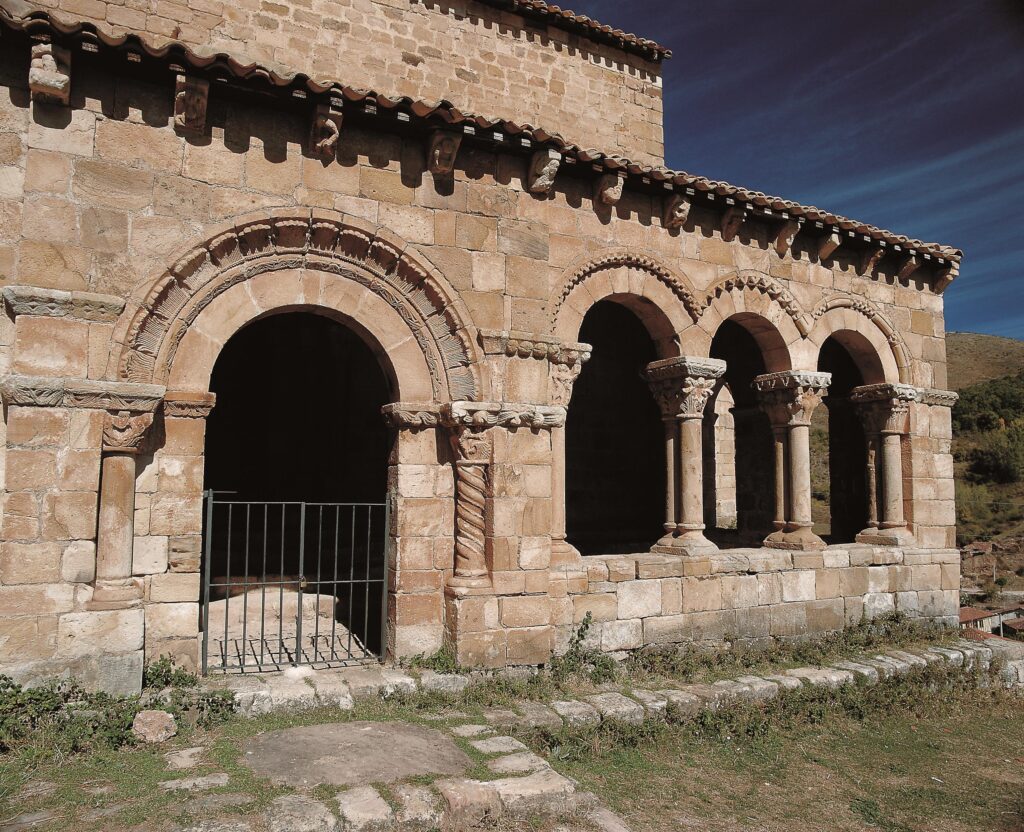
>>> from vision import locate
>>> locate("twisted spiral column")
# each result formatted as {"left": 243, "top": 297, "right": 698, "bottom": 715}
{"left": 448, "top": 428, "right": 493, "bottom": 586}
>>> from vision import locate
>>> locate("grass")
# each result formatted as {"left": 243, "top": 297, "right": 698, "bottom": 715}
{"left": 543, "top": 677, "right": 1024, "bottom": 832}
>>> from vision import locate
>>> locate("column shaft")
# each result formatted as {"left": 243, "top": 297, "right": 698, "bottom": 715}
{"left": 95, "top": 452, "right": 137, "bottom": 583}
{"left": 677, "top": 416, "right": 705, "bottom": 534}
{"left": 771, "top": 426, "right": 788, "bottom": 533}
{"left": 864, "top": 433, "right": 880, "bottom": 529}
{"left": 880, "top": 432, "right": 906, "bottom": 528}
{"left": 789, "top": 423, "right": 813, "bottom": 530}
{"left": 661, "top": 420, "right": 677, "bottom": 539}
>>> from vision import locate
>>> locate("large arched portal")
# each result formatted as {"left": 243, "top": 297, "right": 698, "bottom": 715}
{"left": 201, "top": 312, "right": 393, "bottom": 671}
{"left": 566, "top": 301, "right": 664, "bottom": 555}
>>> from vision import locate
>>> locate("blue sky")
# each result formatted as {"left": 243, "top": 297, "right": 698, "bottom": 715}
{"left": 567, "top": 1, "right": 1024, "bottom": 338}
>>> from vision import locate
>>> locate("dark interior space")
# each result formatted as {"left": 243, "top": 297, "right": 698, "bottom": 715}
{"left": 708, "top": 319, "right": 775, "bottom": 545}
{"left": 816, "top": 336, "right": 868, "bottom": 543}
{"left": 566, "top": 301, "right": 664, "bottom": 555}
{"left": 201, "top": 312, "right": 392, "bottom": 665}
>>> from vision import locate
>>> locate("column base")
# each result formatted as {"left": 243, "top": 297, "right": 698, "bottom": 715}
{"left": 652, "top": 530, "right": 719, "bottom": 556}
{"left": 763, "top": 526, "right": 827, "bottom": 551}
{"left": 88, "top": 578, "right": 143, "bottom": 610}
{"left": 855, "top": 526, "right": 915, "bottom": 546}
{"left": 446, "top": 575, "right": 492, "bottom": 595}
{"left": 550, "top": 539, "right": 582, "bottom": 568}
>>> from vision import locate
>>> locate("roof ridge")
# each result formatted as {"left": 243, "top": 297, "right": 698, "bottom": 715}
{"left": 0, "top": 4, "right": 962, "bottom": 264}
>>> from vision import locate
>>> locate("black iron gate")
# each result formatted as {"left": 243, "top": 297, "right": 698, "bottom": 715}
{"left": 200, "top": 492, "right": 389, "bottom": 674}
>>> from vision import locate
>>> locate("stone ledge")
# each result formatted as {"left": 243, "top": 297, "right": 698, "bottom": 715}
{"left": 0, "top": 374, "right": 166, "bottom": 410}
{"left": 3, "top": 285, "right": 126, "bottom": 323}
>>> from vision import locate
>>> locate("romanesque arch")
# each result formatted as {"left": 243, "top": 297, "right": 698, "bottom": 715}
{"left": 551, "top": 250, "right": 700, "bottom": 356}
{"left": 110, "top": 210, "right": 482, "bottom": 401}
{"left": 803, "top": 294, "right": 912, "bottom": 384}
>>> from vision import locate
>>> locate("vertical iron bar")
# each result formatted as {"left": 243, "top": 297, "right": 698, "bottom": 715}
{"left": 201, "top": 490, "right": 215, "bottom": 676}
{"left": 331, "top": 505, "right": 340, "bottom": 662}
{"left": 240, "top": 503, "right": 250, "bottom": 670}
{"left": 295, "top": 501, "right": 306, "bottom": 666}
{"left": 278, "top": 504, "right": 286, "bottom": 666}
{"left": 363, "top": 504, "right": 371, "bottom": 659}
{"left": 260, "top": 504, "right": 268, "bottom": 671}
{"left": 347, "top": 505, "right": 355, "bottom": 659}
{"left": 380, "top": 499, "right": 390, "bottom": 664}
{"left": 223, "top": 503, "right": 233, "bottom": 672}
{"left": 314, "top": 505, "right": 323, "bottom": 663}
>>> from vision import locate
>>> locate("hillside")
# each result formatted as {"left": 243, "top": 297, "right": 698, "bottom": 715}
{"left": 946, "top": 332, "right": 1024, "bottom": 389}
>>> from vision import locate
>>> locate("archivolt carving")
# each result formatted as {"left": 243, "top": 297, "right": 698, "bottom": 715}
{"left": 811, "top": 293, "right": 912, "bottom": 383}
{"left": 701, "top": 271, "right": 812, "bottom": 337}
{"left": 117, "top": 212, "right": 480, "bottom": 402}
{"left": 553, "top": 251, "right": 701, "bottom": 327}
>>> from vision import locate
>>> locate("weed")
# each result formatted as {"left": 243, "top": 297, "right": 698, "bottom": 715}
{"left": 549, "top": 612, "right": 617, "bottom": 685}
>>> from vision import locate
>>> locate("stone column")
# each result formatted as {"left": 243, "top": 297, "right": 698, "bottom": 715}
{"left": 755, "top": 371, "right": 831, "bottom": 551}
{"left": 448, "top": 427, "right": 493, "bottom": 587}
{"left": 646, "top": 357, "right": 727, "bottom": 556}
{"left": 90, "top": 410, "right": 154, "bottom": 609}
{"left": 549, "top": 357, "right": 586, "bottom": 566}
{"left": 851, "top": 383, "right": 919, "bottom": 546}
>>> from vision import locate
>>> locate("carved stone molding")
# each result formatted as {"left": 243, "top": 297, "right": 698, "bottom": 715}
{"left": 427, "top": 130, "right": 462, "bottom": 176}
{"left": 28, "top": 42, "right": 70, "bottom": 105}
{"left": 527, "top": 148, "right": 561, "bottom": 194}
{"left": 918, "top": 388, "right": 959, "bottom": 408}
{"left": 173, "top": 73, "right": 208, "bottom": 134}
{"left": 309, "top": 98, "right": 343, "bottom": 158}
{"left": 849, "top": 383, "right": 920, "bottom": 406}
{"left": 102, "top": 410, "right": 154, "bottom": 453}
{"left": 443, "top": 401, "right": 566, "bottom": 430}
{"left": 118, "top": 212, "right": 480, "bottom": 402}
{"left": 595, "top": 172, "right": 625, "bottom": 206}
{"left": 662, "top": 193, "right": 691, "bottom": 229}
{"left": 1, "top": 375, "right": 165, "bottom": 411}
{"left": 478, "top": 330, "right": 592, "bottom": 366}
{"left": 163, "top": 391, "right": 216, "bottom": 419}
{"left": 754, "top": 371, "right": 831, "bottom": 427}
{"left": 555, "top": 251, "right": 701, "bottom": 325}
{"left": 645, "top": 356, "right": 726, "bottom": 420}
{"left": 381, "top": 402, "right": 443, "bottom": 429}
{"left": 702, "top": 271, "right": 811, "bottom": 337}
{"left": 3, "top": 286, "right": 125, "bottom": 322}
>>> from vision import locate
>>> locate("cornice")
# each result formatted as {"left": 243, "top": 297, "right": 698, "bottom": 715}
{"left": 0, "top": 374, "right": 165, "bottom": 411}
{"left": 645, "top": 356, "right": 727, "bottom": 382}
{"left": 3, "top": 285, "right": 125, "bottom": 323}
{"left": 478, "top": 330, "right": 592, "bottom": 366}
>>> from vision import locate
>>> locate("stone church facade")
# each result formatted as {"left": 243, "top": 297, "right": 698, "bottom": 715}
{"left": 0, "top": 0, "right": 961, "bottom": 693}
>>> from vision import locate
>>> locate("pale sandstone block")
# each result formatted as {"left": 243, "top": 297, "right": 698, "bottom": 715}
{"left": 146, "top": 602, "right": 199, "bottom": 639}
{"left": 572, "top": 593, "right": 617, "bottom": 623}
{"left": 57, "top": 608, "right": 144, "bottom": 658}
{"left": 682, "top": 576, "right": 723, "bottom": 613}
{"left": 0, "top": 541, "right": 61, "bottom": 584}
{"left": 721, "top": 574, "right": 758, "bottom": 609}
{"left": 13, "top": 317, "right": 89, "bottom": 377}
{"left": 133, "top": 536, "right": 169, "bottom": 576}
{"left": 61, "top": 540, "right": 96, "bottom": 583}
{"left": 616, "top": 579, "right": 662, "bottom": 619}
{"left": 781, "top": 570, "right": 816, "bottom": 602}
{"left": 149, "top": 572, "right": 200, "bottom": 603}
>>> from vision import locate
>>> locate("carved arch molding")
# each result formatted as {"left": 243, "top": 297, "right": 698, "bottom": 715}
{"left": 115, "top": 212, "right": 480, "bottom": 401}
{"left": 551, "top": 258, "right": 911, "bottom": 382}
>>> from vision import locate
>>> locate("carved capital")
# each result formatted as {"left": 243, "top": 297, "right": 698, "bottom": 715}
{"left": 29, "top": 43, "right": 70, "bottom": 105}
{"left": 527, "top": 148, "right": 561, "bottom": 194}
{"left": 645, "top": 357, "right": 726, "bottom": 420}
{"left": 850, "top": 383, "right": 919, "bottom": 435}
{"left": 449, "top": 428, "right": 493, "bottom": 465}
{"left": 754, "top": 371, "right": 831, "bottom": 428}
{"left": 427, "top": 130, "right": 462, "bottom": 176}
{"left": 595, "top": 172, "right": 625, "bottom": 206}
{"left": 102, "top": 410, "right": 153, "bottom": 453}
{"left": 443, "top": 401, "right": 566, "bottom": 431}
{"left": 663, "top": 192, "right": 691, "bottom": 229}
{"left": 309, "top": 98, "right": 343, "bottom": 158}
{"left": 173, "top": 73, "right": 209, "bottom": 134}
{"left": 163, "top": 391, "right": 216, "bottom": 419}
{"left": 550, "top": 360, "right": 583, "bottom": 407}
{"left": 381, "top": 402, "right": 442, "bottom": 430}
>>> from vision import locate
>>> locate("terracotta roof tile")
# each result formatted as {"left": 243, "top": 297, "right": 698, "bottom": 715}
{"left": 0, "top": 3, "right": 962, "bottom": 265}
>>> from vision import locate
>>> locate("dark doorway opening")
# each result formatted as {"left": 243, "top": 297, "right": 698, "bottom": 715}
{"left": 201, "top": 312, "right": 392, "bottom": 671}
{"left": 707, "top": 320, "right": 775, "bottom": 546}
{"left": 815, "top": 337, "right": 869, "bottom": 543}
{"left": 566, "top": 301, "right": 664, "bottom": 555}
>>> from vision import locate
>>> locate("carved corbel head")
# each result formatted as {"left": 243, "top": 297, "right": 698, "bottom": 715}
{"left": 720, "top": 206, "right": 745, "bottom": 242}
{"left": 173, "top": 73, "right": 209, "bottom": 135}
{"left": 860, "top": 246, "right": 886, "bottom": 275}
{"left": 527, "top": 148, "right": 561, "bottom": 194}
{"left": 818, "top": 231, "right": 842, "bottom": 261}
{"left": 663, "top": 193, "right": 691, "bottom": 230}
{"left": 773, "top": 219, "right": 801, "bottom": 257}
{"left": 427, "top": 130, "right": 462, "bottom": 176}
{"left": 595, "top": 172, "right": 626, "bottom": 206}
{"left": 310, "top": 98, "right": 344, "bottom": 159}
{"left": 29, "top": 42, "right": 71, "bottom": 106}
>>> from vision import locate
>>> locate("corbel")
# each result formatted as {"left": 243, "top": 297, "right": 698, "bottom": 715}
{"left": 932, "top": 262, "right": 958, "bottom": 295}
{"left": 662, "top": 192, "right": 691, "bottom": 229}
{"left": 527, "top": 148, "right": 561, "bottom": 194}
{"left": 897, "top": 253, "right": 922, "bottom": 282}
{"left": 720, "top": 205, "right": 745, "bottom": 242}
{"left": 860, "top": 246, "right": 886, "bottom": 275}
{"left": 426, "top": 129, "right": 463, "bottom": 176}
{"left": 309, "top": 97, "right": 344, "bottom": 159}
{"left": 818, "top": 231, "right": 842, "bottom": 261}
{"left": 173, "top": 73, "right": 209, "bottom": 135}
{"left": 594, "top": 171, "right": 626, "bottom": 206}
{"left": 28, "top": 41, "right": 71, "bottom": 106}
{"left": 773, "top": 219, "right": 801, "bottom": 257}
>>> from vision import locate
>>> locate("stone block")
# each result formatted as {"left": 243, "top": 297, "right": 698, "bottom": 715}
{"left": 682, "top": 576, "right": 722, "bottom": 613}
{"left": 586, "top": 692, "right": 644, "bottom": 724}
{"left": 866, "top": 566, "right": 891, "bottom": 593}
{"left": 336, "top": 785, "right": 393, "bottom": 830}
{"left": 0, "top": 615, "right": 58, "bottom": 662}
{"left": 721, "top": 574, "right": 758, "bottom": 609}
{"left": 781, "top": 570, "right": 815, "bottom": 602}
{"left": 601, "top": 618, "right": 642, "bottom": 652}
{"left": 572, "top": 593, "right": 617, "bottom": 623}
{"left": 910, "top": 564, "right": 941, "bottom": 591}
{"left": 551, "top": 699, "right": 600, "bottom": 726}
{"left": 863, "top": 592, "right": 896, "bottom": 619}
{"left": 769, "top": 603, "right": 807, "bottom": 638}
{"left": 500, "top": 596, "right": 550, "bottom": 628}
{"left": 169, "top": 536, "right": 201, "bottom": 572}
{"left": 56, "top": 608, "right": 144, "bottom": 658}
{"left": 41, "top": 491, "right": 97, "bottom": 541}
{"left": 643, "top": 613, "right": 690, "bottom": 645}
{"left": 839, "top": 567, "right": 869, "bottom": 597}
{"left": 506, "top": 625, "right": 552, "bottom": 665}
{"left": 0, "top": 583, "right": 74, "bottom": 615}
{"left": 149, "top": 572, "right": 200, "bottom": 603}
{"left": 146, "top": 602, "right": 198, "bottom": 639}
{"left": 757, "top": 573, "right": 783, "bottom": 605}
{"left": 662, "top": 578, "right": 682, "bottom": 615}
{"left": 133, "top": 536, "right": 169, "bottom": 576}
{"left": 0, "top": 541, "right": 61, "bottom": 584}
{"left": 617, "top": 579, "right": 662, "bottom": 619}
{"left": 805, "top": 599, "right": 844, "bottom": 632}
